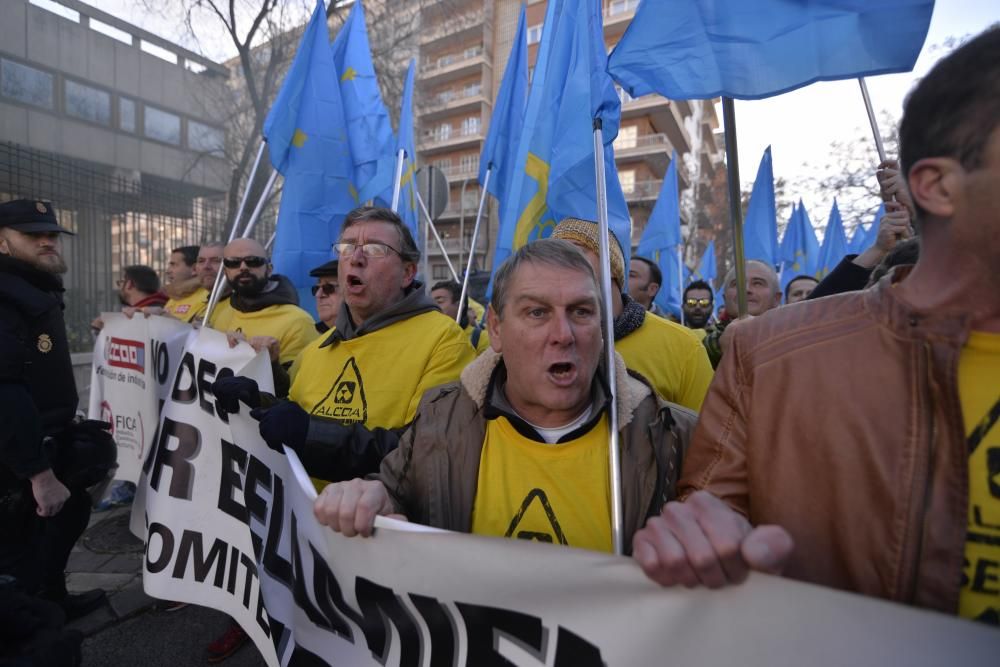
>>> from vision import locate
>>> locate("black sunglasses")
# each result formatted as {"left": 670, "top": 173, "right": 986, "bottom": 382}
{"left": 311, "top": 283, "right": 338, "bottom": 296}
{"left": 222, "top": 255, "right": 268, "bottom": 269}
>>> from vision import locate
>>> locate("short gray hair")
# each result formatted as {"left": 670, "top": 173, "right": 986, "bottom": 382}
{"left": 491, "top": 238, "right": 599, "bottom": 319}
{"left": 723, "top": 259, "right": 780, "bottom": 293}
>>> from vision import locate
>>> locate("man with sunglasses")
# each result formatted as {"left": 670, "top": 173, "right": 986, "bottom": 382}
{"left": 221, "top": 207, "right": 474, "bottom": 492}
{"left": 681, "top": 281, "right": 715, "bottom": 337}
{"left": 307, "top": 259, "right": 341, "bottom": 334}
{"left": 208, "top": 237, "right": 316, "bottom": 368}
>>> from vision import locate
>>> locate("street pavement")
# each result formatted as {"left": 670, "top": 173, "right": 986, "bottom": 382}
{"left": 66, "top": 505, "right": 267, "bottom": 666}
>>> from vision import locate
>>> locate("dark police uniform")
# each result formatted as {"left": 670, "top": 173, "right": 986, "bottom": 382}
{"left": 0, "top": 199, "right": 111, "bottom": 619}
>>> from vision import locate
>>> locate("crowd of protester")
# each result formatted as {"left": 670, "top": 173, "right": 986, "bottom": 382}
{"left": 1, "top": 26, "right": 998, "bottom": 665}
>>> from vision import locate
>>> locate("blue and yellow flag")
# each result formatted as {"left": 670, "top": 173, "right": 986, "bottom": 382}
{"left": 779, "top": 199, "right": 820, "bottom": 291}
{"left": 479, "top": 3, "right": 528, "bottom": 199}
{"left": 743, "top": 146, "right": 778, "bottom": 267}
{"left": 608, "top": 0, "right": 934, "bottom": 100}
{"left": 394, "top": 60, "right": 419, "bottom": 242}
{"left": 264, "top": 0, "right": 354, "bottom": 311}
{"left": 331, "top": 0, "right": 396, "bottom": 205}
{"left": 691, "top": 239, "right": 717, "bottom": 286}
{"left": 816, "top": 199, "right": 848, "bottom": 279}
{"left": 637, "top": 154, "right": 682, "bottom": 318}
{"left": 489, "top": 0, "right": 630, "bottom": 296}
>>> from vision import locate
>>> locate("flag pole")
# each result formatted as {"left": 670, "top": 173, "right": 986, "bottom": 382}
{"left": 240, "top": 170, "right": 279, "bottom": 239}
{"left": 677, "top": 245, "right": 685, "bottom": 326}
{"left": 264, "top": 230, "right": 276, "bottom": 253}
{"left": 230, "top": 141, "right": 267, "bottom": 242}
{"left": 203, "top": 169, "right": 278, "bottom": 327}
{"left": 721, "top": 97, "right": 749, "bottom": 318}
{"left": 415, "top": 190, "right": 461, "bottom": 282}
{"left": 390, "top": 148, "right": 405, "bottom": 211}
{"left": 858, "top": 78, "right": 887, "bottom": 163}
{"left": 456, "top": 167, "right": 491, "bottom": 324}
{"left": 593, "top": 119, "right": 624, "bottom": 556}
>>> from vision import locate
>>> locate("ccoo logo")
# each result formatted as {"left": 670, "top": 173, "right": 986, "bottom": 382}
{"left": 106, "top": 337, "right": 145, "bottom": 372}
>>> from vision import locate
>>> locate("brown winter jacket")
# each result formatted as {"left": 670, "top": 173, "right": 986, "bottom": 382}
{"left": 680, "top": 268, "right": 973, "bottom": 614}
{"left": 375, "top": 349, "right": 698, "bottom": 553}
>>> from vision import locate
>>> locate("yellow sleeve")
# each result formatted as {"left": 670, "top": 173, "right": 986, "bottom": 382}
{"left": 404, "top": 324, "right": 477, "bottom": 422}
{"left": 278, "top": 309, "right": 320, "bottom": 366}
{"left": 674, "top": 335, "right": 714, "bottom": 411}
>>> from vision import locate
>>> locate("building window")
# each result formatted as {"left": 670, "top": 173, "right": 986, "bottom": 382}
{"left": 144, "top": 105, "right": 181, "bottom": 145}
{"left": 433, "top": 158, "right": 452, "bottom": 171}
{"left": 119, "top": 97, "right": 135, "bottom": 132}
{"left": 0, "top": 58, "right": 54, "bottom": 109}
{"left": 619, "top": 169, "right": 635, "bottom": 194}
{"left": 432, "top": 264, "right": 450, "bottom": 280}
{"left": 463, "top": 83, "right": 481, "bottom": 98}
{"left": 65, "top": 80, "right": 111, "bottom": 125}
{"left": 188, "top": 120, "right": 225, "bottom": 153}
{"left": 461, "top": 116, "right": 480, "bottom": 135}
{"left": 437, "top": 123, "right": 452, "bottom": 141}
{"left": 459, "top": 153, "right": 478, "bottom": 173}
{"left": 527, "top": 24, "right": 543, "bottom": 45}
{"left": 608, "top": 0, "right": 640, "bottom": 16}
{"left": 614, "top": 125, "right": 637, "bottom": 150}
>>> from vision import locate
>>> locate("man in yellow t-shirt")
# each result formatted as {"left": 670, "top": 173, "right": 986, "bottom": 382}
{"left": 162, "top": 244, "right": 210, "bottom": 323}
{"left": 958, "top": 331, "right": 1000, "bottom": 624}
{"left": 218, "top": 207, "right": 474, "bottom": 489}
{"left": 311, "top": 239, "right": 788, "bottom": 586}
{"left": 430, "top": 279, "right": 490, "bottom": 355}
{"left": 553, "top": 218, "right": 713, "bottom": 411}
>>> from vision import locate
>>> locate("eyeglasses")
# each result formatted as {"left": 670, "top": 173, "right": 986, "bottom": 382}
{"left": 222, "top": 256, "right": 268, "bottom": 269}
{"left": 333, "top": 242, "right": 401, "bottom": 258}
{"left": 311, "top": 283, "right": 338, "bottom": 296}
{"left": 115, "top": 279, "right": 125, "bottom": 287}
{"left": 685, "top": 298, "right": 712, "bottom": 308}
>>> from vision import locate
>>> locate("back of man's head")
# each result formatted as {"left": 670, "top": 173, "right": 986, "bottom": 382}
{"left": 123, "top": 265, "right": 160, "bottom": 295}
{"left": 900, "top": 27, "right": 1000, "bottom": 226}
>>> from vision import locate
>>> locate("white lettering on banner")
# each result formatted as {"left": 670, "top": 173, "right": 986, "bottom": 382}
{"left": 132, "top": 329, "right": 1000, "bottom": 667}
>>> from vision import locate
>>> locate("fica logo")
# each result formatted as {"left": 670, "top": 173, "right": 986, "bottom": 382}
{"left": 106, "top": 337, "right": 145, "bottom": 372}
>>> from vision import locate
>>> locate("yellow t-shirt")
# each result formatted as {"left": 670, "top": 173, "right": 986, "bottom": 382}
{"left": 958, "top": 330, "right": 1000, "bottom": 624}
{"left": 616, "top": 312, "right": 714, "bottom": 410}
{"left": 164, "top": 287, "right": 208, "bottom": 323}
{"left": 471, "top": 415, "right": 612, "bottom": 553}
{"left": 464, "top": 322, "right": 491, "bottom": 356}
{"left": 289, "top": 310, "right": 475, "bottom": 430}
{"left": 208, "top": 299, "right": 317, "bottom": 366}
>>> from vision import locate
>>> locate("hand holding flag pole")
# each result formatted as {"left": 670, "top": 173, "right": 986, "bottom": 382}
{"left": 593, "top": 118, "right": 624, "bottom": 557}
{"left": 456, "top": 165, "right": 491, "bottom": 325}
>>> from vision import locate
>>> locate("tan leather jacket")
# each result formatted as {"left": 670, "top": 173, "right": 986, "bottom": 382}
{"left": 376, "top": 349, "right": 698, "bottom": 553}
{"left": 679, "top": 271, "right": 971, "bottom": 613}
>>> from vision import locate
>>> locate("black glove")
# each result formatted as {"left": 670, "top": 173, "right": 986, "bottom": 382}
{"left": 250, "top": 401, "right": 309, "bottom": 453}
{"left": 212, "top": 376, "right": 261, "bottom": 416}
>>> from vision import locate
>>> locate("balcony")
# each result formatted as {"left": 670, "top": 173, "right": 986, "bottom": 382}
{"left": 420, "top": 9, "right": 490, "bottom": 47}
{"left": 420, "top": 47, "right": 490, "bottom": 86}
{"left": 418, "top": 127, "right": 484, "bottom": 153}
{"left": 604, "top": 0, "right": 640, "bottom": 33}
{"left": 613, "top": 132, "right": 671, "bottom": 157}
{"left": 622, "top": 179, "right": 663, "bottom": 202}
{"left": 418, "top": 85, "right": 489, "bottom": 121}
{"left": 436, "top": 163, "right": 481, "bottom": 182}
{"left": 617, "top": 89, "right": 691, "bottom": 155}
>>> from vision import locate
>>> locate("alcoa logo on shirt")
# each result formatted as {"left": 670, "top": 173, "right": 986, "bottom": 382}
{"left": 310, "top": 357, "right": 368, "bottom": 424}
{"left": 106, "top": 337, "right": 145, "bottom": 372}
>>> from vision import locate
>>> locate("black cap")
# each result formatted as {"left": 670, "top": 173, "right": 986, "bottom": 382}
{"left": 0, "top": 199, "right": 74, "bottom": 235}
{"left": 308, "top": 259, "right": 339, "bottom": 278}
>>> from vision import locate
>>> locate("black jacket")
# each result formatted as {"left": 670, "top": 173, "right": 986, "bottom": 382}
{"left": 807, "top": 254, "right": 872, "bottom": 300}
{"left": 0, "top": 255, "right": 77, "bottom": 486}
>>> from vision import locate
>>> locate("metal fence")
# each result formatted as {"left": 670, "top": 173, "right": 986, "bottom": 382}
{"left": 0, "top": 141, "right": 228, "bottom": 351}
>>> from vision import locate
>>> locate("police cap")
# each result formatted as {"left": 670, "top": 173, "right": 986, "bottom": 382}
{"left": 0, "top": 199, "right": 75, "bottom": 235}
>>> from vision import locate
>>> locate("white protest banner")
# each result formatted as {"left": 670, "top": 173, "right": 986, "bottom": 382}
{"left": 136, "top": 384, "right": 999, "bottom": 667}
{"left": 130, "top": 326, "right": 276, "bottom": 656}
{"left": 88, "top": 313, "right": 192, "bottom": 483}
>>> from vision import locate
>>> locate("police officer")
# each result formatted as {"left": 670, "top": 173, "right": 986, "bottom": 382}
{"left": 0, "top": 199, "right": 113, "bottom": 620}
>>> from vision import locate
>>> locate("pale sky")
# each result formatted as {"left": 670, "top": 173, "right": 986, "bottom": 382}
{"left": 87, "top": 0, "right": 998, "bottom": 232}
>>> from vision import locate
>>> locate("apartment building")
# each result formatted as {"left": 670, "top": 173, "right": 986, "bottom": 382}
{"left": 415, "top": 0, "right": 723, "bottom": 284}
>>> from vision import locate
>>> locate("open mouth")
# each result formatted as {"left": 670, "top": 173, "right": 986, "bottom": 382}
{"left": 345, "top": 275, "right": 365, "bottom": 294}
{"left": 546, "top": 362, "right": 577, "bottom": 386}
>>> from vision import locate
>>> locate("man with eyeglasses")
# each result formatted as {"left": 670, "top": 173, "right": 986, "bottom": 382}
{"left": 308, "top": 259, "right": 341, "bottom": 334}
{"left": 218, "top": 207, "right": 474, "bottom": 492}
{"left": 681, "top": 280, "right": 715, "bottom": 338}
{"left": 207, "top": 237, "right": 316, "bottom": 368}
